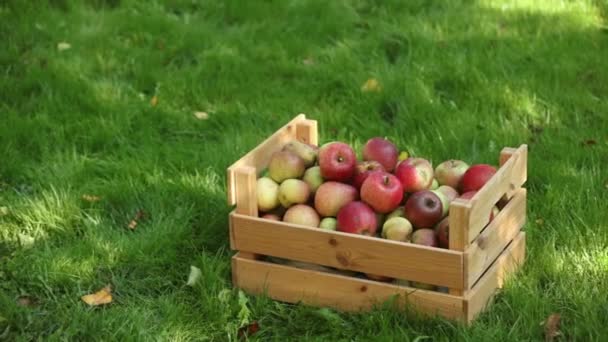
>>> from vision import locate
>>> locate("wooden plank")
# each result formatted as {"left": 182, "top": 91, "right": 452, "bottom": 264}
{"left": 233, "top": 254, "right": 465, "bottom": 320}
{"left": 499, "top": 146, "right": 527, "bottom": 199}
{"left": 449, "top": 199, "right": 472, "bottom": 251}
{"left": 226, "top": 114, "right": 308, "bottom": 205}
{"left": 235, "top": 167, "right": 258, "bottom": 217}
{"left": 467, "top": 145, "right": 528, "bottom": 242}
{"left": 466, "top": 189, "right": 526, "bottom": 288}
{"left": 465, "top": 232, "right": 526, "bottom": 322}
{"left": 296, "top": 120, "right": 318, "bottom": 146}
{"left": 231, "top": 212, "right": 465, "bottom": 289}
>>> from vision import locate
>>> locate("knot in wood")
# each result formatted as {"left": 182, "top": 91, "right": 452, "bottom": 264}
{"left": 336, "top": 252, "right": 350, "bottom": 267}
{"left": 360, "top": 285, "right": 368, "bottom": 292}
{"left": 328, "top": 238, "right": 338, "bottom": 246}
{"left": 477, "top": 235, "right": 488, "bottom": 249}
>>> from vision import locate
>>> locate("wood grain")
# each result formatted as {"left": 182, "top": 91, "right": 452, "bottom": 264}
{"left": 233, "top": 253, "right": 465, "bottom": 320}
{"left": 235, "top": 166, "right": 258, "bottom": 217}
{"left": 296, "top": 120, "right": 318, "bottom": 146}
{"left": 465, "top": 232, "right": 526, "bottom": 322}
{"left": 466, "top": 189, "right": 526, "bottom": 288}
{"left": 467, "top": 145, "right": 528, "bottom": 242}
{"left": 231, "top": 212, "right": 465, "bottom": 289}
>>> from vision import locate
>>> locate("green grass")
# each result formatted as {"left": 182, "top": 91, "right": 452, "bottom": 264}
{"left": 1, "top": 0, "right": 607, "bottom": 340}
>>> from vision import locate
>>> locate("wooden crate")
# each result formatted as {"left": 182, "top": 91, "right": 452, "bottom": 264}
{"left": 226, "top": 114, "right": 528, "bottom": 323}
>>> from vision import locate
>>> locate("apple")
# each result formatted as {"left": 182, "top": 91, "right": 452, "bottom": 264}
{"left": 398, "top": 151, "right": 409, "bottom": 161}
{"left": 434, "top": 160, "right": 470, "bottom": 189}
{"left": 268, "top": 151, "right": 305, "bottom": 183}
{"left": 362, "top": 137, "right": 399, "bottom": 172}
{"left": 436, "top": 185, "right": 459, "bottom": 202}
{"left": 278, "top": 179, "right": 310, "bottom": 208}
{"left": 318, "top": 142, "right": 357, "bottom": 182}
{"left": 375, "top": 212, "right": 385, "bottom": 233}
{"left": 261, "top": 213, "right": 281, "bottom": 221}
{"left": 404, "top": 191, "right": 443, "bottom": 228}
{"left": 430, "top": 178, "right": 439, "bottom": 190}
{"left": 386, "top": 206, "right": 405, "bottom": 220}
{"left": 460, "top": 164, "right": 497, "bottom": 193}
{"left": 431, "top": 190, "right": 450, "bottom": 217}
{"left": 394, "top": 158, "right": 434, "bottom": 193}
{"left": 352, "top": 161, "right": 385, "bottom": 190}
{"left": 314, "top": 181, "right": 358, "bottom": 217}
{"left": 336, "top": 201, "right": 377, "bottom": 235}
{"left": 412, "top": 228, "right": 438, "bottom": 247}
{"left": 434, "top": 216, "right": 449, "bottom": 249}
{"left": 283, "top": 204, "right": 320, "bottom": 227}
{"left": 282, "top": 140, "right": 318, "bottom": 167}
{"left": 303, "top": 166, "right": 324, "bottom": 193}
{"left": 381, "top": 217, "right": 413, "bottom": 242}
{"left": 319, "top": 217, "right": 337, "bottom": 230}
{"left": 256, "top": 177, "right": 280, "bottom": 212}
{"left": 360, "top": 172, "right": 403, "bottom": 213}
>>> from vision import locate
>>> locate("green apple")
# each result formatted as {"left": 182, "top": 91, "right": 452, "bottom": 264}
{"left": 256, "top": 177, "right": 280, "bottom": 212}
{"left": 381, "top": 217, "right": 413, "bottom": 242}
{"left": 430, "top": 178, "right": 439, "bottom": 190}
{"left": 303, "top": 166, "right": 324, "bottom": 193}
{"left": 431, "top": 189, "right": 450, "bottom": 217}
{"left": 319, "top": 217, "right": 337, "bottom": 230}
{"left": 283, "top": 141, "right": 318, "bottom": 167}
{"left": 268, "top": 151, "right": 305, "bottom": 183}
{"left": 278, "top": 179, "right": 310, "bottom": 208}
{"left": 386, "top": 206, "right": 405, "bottom": 220}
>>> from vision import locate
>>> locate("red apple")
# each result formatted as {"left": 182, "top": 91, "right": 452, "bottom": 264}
{"left": 434, "top": 160, "right": 470, "bottom": 189}
{"left": 460, "top": 164, "right": 497, "bottom": 193}
{"left": 360, "top": 172, "right": 403, "bottom": 214}
{"left": 352, "top": 161, "right": 385, "bottom": 190}
{"left": 362, "top": 137, "right": 399, "bottom": 172}
{"left": 434, "top": 216, "right": 449, "bottom": 249}
{"left": 412, "top": 228, "right": 438, "bottom": 247}
{"left": 283, "top": 204, "right": 320, "bottom": 227}
{"left": 404, "top": 190, "right": 443, "bottom": 228}
{"left": 314, "top": 181, "right": 358, "bottom": 217}
{"left": 394, "top": 158, "right": 434, "bottom": 193}
{"left": 318, "top": 142, "right": 357, "bottom": 182}
{"left": 336, "top": 201, "right": 377, "bottom": 235}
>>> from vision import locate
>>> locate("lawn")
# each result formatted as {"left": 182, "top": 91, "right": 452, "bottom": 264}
{"left": 1, "top": 0, "right": 607, "bottom": 340}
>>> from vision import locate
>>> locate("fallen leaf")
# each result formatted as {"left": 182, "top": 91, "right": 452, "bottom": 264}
{"left": 543, "top": 313, "right": 561, "bottom": 342}
{"left": 398, "top": 151, "right": 409, "bottom": 161}
{"left": 127, "top": 210, "right": 146, "bottom": 230}
{"left": 581, "top": 139, "right": 597, "bottom": 146}
{"left": 18, "top": 233, "right": 35, "bottom": 248}
{"left": 237, "top": 321, "right": 259, "bottom": 339}
{"left": 81, "top": 285, "right": 112, "bottom": 306}
{"left": 535, "top": 218, "right": 544, "bottom": 226}
{"left": 187, "top": 265, "right": 202, "bottom": 286}
{"left": 16, "top": 296, "right": 37, "bottom": 308}
{"left": 57, "top": 42, "right": 71, "bottom": 51}
{"left": 82, "top": 194, "right": 101, "bottom": 202}
{"left": 303, "top": 57, "right": 315, "bottom": 66}
{"left": 193, "top": 111, "right": 209, "bottom": 120}
{"left": 0, "top": 207, "right": 8, "bottom": 216}
{"left": 150, "top": 96, "right": 158, "bottom": 107}
{"left": 361, "top": 78, "right": 382, "bottom": 93}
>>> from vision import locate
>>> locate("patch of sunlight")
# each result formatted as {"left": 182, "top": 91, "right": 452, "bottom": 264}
{"left": 15, "top": 187, "right": 81, "bottom": 237}
{"left": 142, "top": 168, "right": 224, "bottom": 194}
{"left": 91, "top": 79, "right": 127, "bottom": 105}
{"left": 46, "top": 254, "right": 98, "bottom": 281}
{"left": 498, "top": 86, "right": 557, "bottom": 127}
{"left": 478, "top": 0, "right": 603, "bottom": 27}
{"left": 555, "top": 246, "right": 608, "bottom": 277}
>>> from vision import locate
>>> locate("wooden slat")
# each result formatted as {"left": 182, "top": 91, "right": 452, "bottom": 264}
{"left": 467, "top": 145, "right": 528, "bottom": 242}
{"left": 466, "top": 189, "right": 526, "bottom": 288}
{"left": 233, "top": 254, "right": 465, "bottom": 320}
{"left": 226, "top": 114, "right": 309, "bottom": 205}
{"left": 449, "top": 199, "right": 472, "bottom": 252}
{"left": 296, "top": 120, "right": 318, "bottom": 146}
{"left": 499, "top": 146, "right": 527, "bottom": 199}
{"left": 231, "top": 212, "right": 464, "bottom": 289}
{"left": 235, "top": 166, "right": 258, "bottom": 217}
{"left": 465, "top": 232, "right": 526, "bottom": 322}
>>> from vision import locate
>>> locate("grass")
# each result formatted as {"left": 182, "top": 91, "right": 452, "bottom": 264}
{"left": 1, "top": 0, "right": 607, "bottom": 340}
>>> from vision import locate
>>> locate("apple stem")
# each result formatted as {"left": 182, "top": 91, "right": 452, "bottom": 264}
{"left": 384, "top": 176, "right": 390, "bottom": 185}
{"left": 338, "top": 157, "right": 344, "bottom": 162}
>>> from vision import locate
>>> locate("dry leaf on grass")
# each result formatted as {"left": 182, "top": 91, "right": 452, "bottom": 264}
{"left": 581, "top": 139, "right": 597, "bottom": 146}
{"left": 237, "top": 321, "right": 260, "bottom": 339}
{"left": 57, "top": 42, "right": 71, "bottom": 51}
{"left": 82, "top": 194, "right": 101, "bottom": 202}
{"left": 81, "top": 285, "right": 112, "bottom": 306}
{"left": 127, "top": 210, "right": 146, "bottom": 230}
{"left": 361, "top": 78, "right": 382, "bottom": 93}
{"left": 16, "top": 296, "right": 38, "bottom": 308}
{"left": 535, "top": 218, "right": 544, "bottom": 226}
{"left": 303, "top": 57, "right": 315, "bottom": 66}
{"left": 186, "top": 266, "right": 202, "bottom": 286}
{"left": 543, "top": 313, "right": 561, "bottom": 342}
{"left": 151, "top": 96, "right": 158, "bottom": 107}
{"left": 193, "top": 111, "right": 209, "bottom": 120}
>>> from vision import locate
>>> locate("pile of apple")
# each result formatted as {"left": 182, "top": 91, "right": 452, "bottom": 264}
{"left": 256, "top": 138, "right": 498, "bottom": 290}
